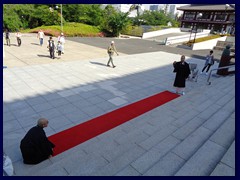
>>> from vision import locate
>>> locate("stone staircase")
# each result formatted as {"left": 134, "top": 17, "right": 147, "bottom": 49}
{"left": 13, "top": 74, "right": 235, "bottom": 176}
{"left": 213, "top": 40, "right": 235, "bottom": 52}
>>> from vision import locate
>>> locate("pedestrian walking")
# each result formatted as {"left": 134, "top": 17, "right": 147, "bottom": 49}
{"left": 57, "top": 33, "right": 65, "bottom": 54}
{"left": 37, "top": 29, "right": 45, "bottom": 46}
{"left": 5, "top": 29, "right": 10, "bottom": 46}
{"left": 107, "top": 41, "right": 119, "bottom": 68}
{"left": 56, "top": 41, "right": 62, "bottom": 56}
{"left": 47, "top": 36, "right": 55, "bottom": 59}
{"left": 20, "top": 118, "right": 55, "bottom": 165}
{"left": 15, "top": 31, "right": 22, "bottom": 47}
{"left": 201, "top": 50, "right": 215, "bottom": 75}
{"left": 173, "top": 55, "right": 191, "bottom": 95}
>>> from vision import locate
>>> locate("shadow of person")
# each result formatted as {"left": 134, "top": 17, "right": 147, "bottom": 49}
{"left": 90, "top": 61, "right": 107, "bottom": 67}
{"left": 31, "top": 43, "right": 41, "bottom": 46}
{"left": 37, "top": 54, "right": 50, "bottom": 58}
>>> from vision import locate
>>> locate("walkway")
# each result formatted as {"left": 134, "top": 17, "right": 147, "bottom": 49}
{"left": 3, "top": 33, "right": 235, "bottom": 176}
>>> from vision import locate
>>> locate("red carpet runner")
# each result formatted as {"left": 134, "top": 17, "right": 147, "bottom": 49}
{"left": 49, "top": 91, "right": 179, "bottom": 156}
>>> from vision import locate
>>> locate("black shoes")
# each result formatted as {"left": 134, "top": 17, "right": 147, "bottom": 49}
{"left": 107, "top": 65, "right": 116, "bottom": 68}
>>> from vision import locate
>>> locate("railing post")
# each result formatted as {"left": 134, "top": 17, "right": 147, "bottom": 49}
{"left": 207, "top": 70, "right": 213, "bottom": 85}
{"left": 207, "top": 65, "right": 235, "bottom": 85}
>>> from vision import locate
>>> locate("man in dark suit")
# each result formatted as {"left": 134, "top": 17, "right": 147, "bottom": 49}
{"left": 20, "top": 118, "right": 55, "bottom": 164}
{"left": 48, "top": 36, "right": 55, "bottom": 59}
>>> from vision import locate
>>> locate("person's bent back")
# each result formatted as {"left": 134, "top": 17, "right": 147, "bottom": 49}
{"left": 20, "top": 118, "right": 55, "bottom": 164}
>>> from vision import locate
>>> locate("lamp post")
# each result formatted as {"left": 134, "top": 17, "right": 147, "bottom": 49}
{"left": 55, "top": 5, "right": 63, "bottom": 33}
{"left": 49, "top": 4, "right": 63, "bottom": 32}
{"left": 193, "top": 13, "right": 202, "bottom": 44}
{"left": 225, "top": 4, "right": 229, "bottom": 18}
{"left": 57, "top": 4, "right": 63, "bottom": 32}
{"left": 61, "top": 4, "right": 63, "bottom": 32}
{"left": 188, "top": 25, "right": 193, "bottom": 43}
{"left": 225, "top": 4, "right": 229, "bottom": 34}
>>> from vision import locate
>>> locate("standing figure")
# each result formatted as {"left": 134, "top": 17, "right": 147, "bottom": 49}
{"left": 56, "top": 41, "right": 62, "bottom": 56}
{"left": 5, "top": 29, "right": 10, "bottom": 46}
{"left": 107, "top": 41, "right": 119, "bottom": 68}
{"left": 48, "top": 36, "right": 55, "bottom": 59}
{"left": 173, "top": 55, "right": 191, "bottom": 95}
{"left": 20, "top": 118, "right": 55, "bottom": 164}
{"left": 37, "top": 29, "right": 45, "bottom": 46}
{"left": 57, "top": 33, "right": 65, "bottom": 54}
{"left": 15, "top": 31, "right": 22, "bottom": 47}
{"left": 201, "top": 50, "right": 214, "bottom": 75}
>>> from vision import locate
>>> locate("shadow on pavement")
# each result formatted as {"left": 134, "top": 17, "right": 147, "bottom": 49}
{"left": 31, "top": 43, "right": 40, "bottom": 46}
{"left": 37, "top": 54, "right": 50, "bottom": 58}
{"left": 90, "top": 61, "right": 107, "bottom": 67}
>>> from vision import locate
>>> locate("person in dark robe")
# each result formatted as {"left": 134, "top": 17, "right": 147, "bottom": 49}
{"left": 173, "top": 55, "right": 191, "bottom": 95}
{"left": 20, "top": 118, "right": 55, "bottom": 164}
{"left": 217, "top": 45, "right": 235, "bottom": 75}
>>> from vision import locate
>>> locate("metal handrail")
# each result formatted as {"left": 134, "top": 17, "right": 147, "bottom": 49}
{"left": 207, "top": 64, "right": 235, "bottom": 85}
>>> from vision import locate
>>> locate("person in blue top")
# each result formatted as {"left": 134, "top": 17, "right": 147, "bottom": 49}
{"left": 201, "top": 50, "right": 214, "bottom": 75}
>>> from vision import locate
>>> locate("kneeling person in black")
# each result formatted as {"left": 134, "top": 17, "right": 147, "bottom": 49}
{"left": 20, "top": 118, "right": 55, "bottom": 164}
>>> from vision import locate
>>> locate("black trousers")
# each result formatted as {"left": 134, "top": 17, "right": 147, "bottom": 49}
{"left": 202, "top": 64, "right": 212, "bottom": 72}
{"left": 17, "top": 37, "right": 21, "bottom": 46}
{"left": 49, "top": 48, "right": 55, "bottom": 59}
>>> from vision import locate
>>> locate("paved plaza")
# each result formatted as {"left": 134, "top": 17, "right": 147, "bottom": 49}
{"left": 3, "top": 33, "right": 235, "bottom": 176}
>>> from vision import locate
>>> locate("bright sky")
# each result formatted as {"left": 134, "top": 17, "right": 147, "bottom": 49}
{"left": 142, "top": 4, "right": 189, "bottom": 10}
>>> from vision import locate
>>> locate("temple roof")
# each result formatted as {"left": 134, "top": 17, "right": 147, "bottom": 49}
{"left": 177, "top": 4, "right": 235, "bottom": 11}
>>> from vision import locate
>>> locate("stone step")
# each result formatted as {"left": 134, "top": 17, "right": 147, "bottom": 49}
{"left": 210, "top": 141, "right": 235, "bottom": 176}
{"left": 13, "top": 74, "right": 235, "bottom": 176}
{"left": 141, "top": 76, "right": 234, "bottom": 176}
{"left": 173, "top": 113, "right": 234, "bottom": 176}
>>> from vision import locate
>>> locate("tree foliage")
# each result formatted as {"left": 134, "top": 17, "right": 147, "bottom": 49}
{"left": 3, "top": 4, "right": 179, "bottom": 35}
{"left": 100, "top": 5, "right": 130, "bottom": 37}
{"left": 140, "top": 10, "right": 178, "bottom": 27}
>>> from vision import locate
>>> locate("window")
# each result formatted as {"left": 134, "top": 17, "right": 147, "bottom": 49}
{"left": 215, "top": 12, "right": 226, "bottom": 21}
{"left": 184, "top": 12, "right": 195, "bottom": 20}
{"left": 201, "top": 12, "right": 211, "bottom": 20}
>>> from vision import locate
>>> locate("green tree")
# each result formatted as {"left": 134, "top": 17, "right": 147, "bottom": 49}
{"left": 3, "top": 4, "right": 63, "bottom": 31}
{"left": 3, "top": 4, "right": 33, "bottom": 31}
{"left": 101, "top": 5, "right": 131, "bottom": 37}
{"left": 62, "top": 4, "right": 103, "bottom": 26}
{"left": 108, "top": 12, "right": 130, "bottom": 37}
{"left": 139, "top": 10, "right": 178, "bottom": 26}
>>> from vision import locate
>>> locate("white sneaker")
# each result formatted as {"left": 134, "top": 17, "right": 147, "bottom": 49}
{"left": 205, "top": 73, "right": 208, "bottom": 75}
{"left": 182, "top": 92, "right": 185, "bottom": 95}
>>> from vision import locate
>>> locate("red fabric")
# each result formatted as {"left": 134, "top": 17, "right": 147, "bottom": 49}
{"left": 49, "top": 91, "right": 179, "bottom": 156}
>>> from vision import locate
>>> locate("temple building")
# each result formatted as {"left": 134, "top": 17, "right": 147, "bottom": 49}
{"left": 177, "top": 4, "right": 235, "bottom": 35}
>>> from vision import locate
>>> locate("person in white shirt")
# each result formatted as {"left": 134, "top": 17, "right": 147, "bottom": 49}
{"left": 58, "top": 33, "right": 65, "bottom": 54}
{"left": 37, "top": 29, "right": 45, "bottom": 46}
{"left": 15, "top": 31, "right": 22, "bottom": 47}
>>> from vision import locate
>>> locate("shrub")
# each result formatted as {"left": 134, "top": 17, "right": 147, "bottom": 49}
{"left": 24, "top": 22, "right": 103, "bottom": 37}
{"left": 183, "top": 34, "right": 228, "bottom": 46}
